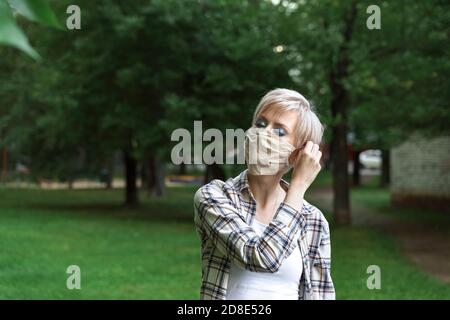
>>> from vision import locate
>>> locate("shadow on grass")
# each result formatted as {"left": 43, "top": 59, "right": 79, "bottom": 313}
{"left": 0, "top": 186, "right": 200, "bottom": 224}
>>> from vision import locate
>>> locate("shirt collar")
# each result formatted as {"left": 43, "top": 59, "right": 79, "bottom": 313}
{"left": 233, "top": 169, "right": 311, "bottom": 215}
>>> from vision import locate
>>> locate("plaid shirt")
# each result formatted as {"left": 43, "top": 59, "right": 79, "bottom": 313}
{"left": 193, "top": 170, "right": 335, "bottom": 300}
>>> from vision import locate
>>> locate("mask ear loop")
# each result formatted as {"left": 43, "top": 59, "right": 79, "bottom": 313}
{"left": 288, "top": 141, "right": 307, "bottom": 165}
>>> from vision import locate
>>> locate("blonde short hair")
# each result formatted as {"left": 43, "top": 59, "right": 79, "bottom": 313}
{"left": 252, "top": 88, "right": 324, "bottom": 147}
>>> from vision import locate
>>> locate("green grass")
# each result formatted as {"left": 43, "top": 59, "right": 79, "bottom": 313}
{"left": 351, "top": 185, "right": 450, "bottom": 233}
{"left": 312, "top": 169, "right": 450, "bottom": 230}
{"left": 0, "top": 185, "right": 449, "bottom": 299}
{"left": 332, "top": 226, "right": 450, "bottom": 299}
{"left": 0, "top": 187, "right": 201, "bottom": 299}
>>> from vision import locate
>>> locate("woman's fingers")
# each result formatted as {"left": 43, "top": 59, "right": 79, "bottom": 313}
{"left": 316, "top": 150, "right": 322, "bottom": 163}
{"left": 304, "top": 141, "right": 314, "bottom": 153}
{"left": 303, "top": 141, "right": 320, "bottom": 157}
{"left": 290, "top": 141, "right": 323, "bottom": 190}
{"left": 302, "top": 141, "right": 322, "bottom": 164}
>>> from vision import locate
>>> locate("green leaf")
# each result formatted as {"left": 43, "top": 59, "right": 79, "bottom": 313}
{"left": 0, "top": 0, "right": 40, "bottom": 59}
{"left": 7, "top": 0, "right": 62, "bottom": 29}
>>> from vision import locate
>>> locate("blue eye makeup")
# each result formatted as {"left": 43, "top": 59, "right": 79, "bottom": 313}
{"left": 254, "top": 117, "right": 288, "bottom": 137}
{"left": 255, "top": 118, "right": 267, "bottom": 128}
{"left": 273, "top": 127, "right": 287, "bottom": 137}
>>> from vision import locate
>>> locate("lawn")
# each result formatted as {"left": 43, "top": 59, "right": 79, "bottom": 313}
{"left": 351, "top": 185, "right": 450, "bottom": 234}
{"left": 0, "top": 184, "right": 449, "bottom": 299}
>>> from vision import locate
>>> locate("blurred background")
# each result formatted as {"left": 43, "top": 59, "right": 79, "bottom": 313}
{"left": 0, "top": 0, "right": 449, "bottom": 299}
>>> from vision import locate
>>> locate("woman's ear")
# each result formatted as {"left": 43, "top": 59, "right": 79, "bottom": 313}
{"left": 288, "top": 148, "right": 300, "bottom": 165}
{"left": 288, "top": 142, "right": 306, "bottom": 165}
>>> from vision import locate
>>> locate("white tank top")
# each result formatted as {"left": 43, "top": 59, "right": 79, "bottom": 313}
{"left": 225, "top": 217, "right": 303, "bottom": 300}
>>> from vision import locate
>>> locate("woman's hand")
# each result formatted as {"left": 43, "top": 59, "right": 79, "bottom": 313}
{"left": 282, "top": 141, "right": 322, "bottom": 213}
{"left": 289, "top": 141, "right": 322, "bottom": 192}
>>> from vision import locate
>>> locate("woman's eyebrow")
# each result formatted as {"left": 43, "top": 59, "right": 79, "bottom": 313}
{"left": 257, "top": 115, "right": 289, "bottom": 132}
{"left": 274, "top": 121, "right": 289, "bottom": 132}
{"left": 257, "top": 116, "right": 268, "bottom": 122}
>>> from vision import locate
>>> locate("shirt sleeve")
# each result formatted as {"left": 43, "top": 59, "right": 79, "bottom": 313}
{"left": 310, "top": 218, "right": 336, "bottom": 299}
{"left": 194, "top": 180, "right": 305, "bottom": 273}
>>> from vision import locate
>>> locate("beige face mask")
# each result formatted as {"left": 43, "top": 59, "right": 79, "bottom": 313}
{"left": 244, "top": 127, "right": 295, "bottom": 175}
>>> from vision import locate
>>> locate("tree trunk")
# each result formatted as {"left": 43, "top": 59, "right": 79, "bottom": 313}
{"left": 106, "top": 155, "right": 114, "bottom": 189}
{"left": 154, "top": 157, "right": 166, "bottom": 196}
{"left": 141, "top": 162, "right": 148, "bottom": 190}
{"left": 380, "top": 149, "right": 390, "bottom": 187}
{"left": 123, "top": 149, "right": 139, "bottom": 206}
{"left": 323, "top": 144, "right": 332, "bottom": 171}
{"left": 352, "top": 149, "right": 361, "bottom": 187}
{"left": 329, "top": 2, "right": 357, "bottom": 226}
{"left": 331, "top": 116, "right": 351, "bottom": 225}
{"left": 145, "top": 152, "right": 166, "bottom": 197}
{"left": 204, "top": 163, "right": 226, "bottom": 184}
{"left": 178, "top": 163, "right": 187, "bottom": 175}
{"left": 1, "top": 147, "right": 8, "bottom": 181}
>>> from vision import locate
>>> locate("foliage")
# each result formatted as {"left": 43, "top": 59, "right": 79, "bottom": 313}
{"left": 0, "top": 0, "right": 61, "bottom": 59}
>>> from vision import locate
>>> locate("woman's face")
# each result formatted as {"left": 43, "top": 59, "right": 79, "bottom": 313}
{"left": 254, "top": 108, "right": 299, "bottom": 147}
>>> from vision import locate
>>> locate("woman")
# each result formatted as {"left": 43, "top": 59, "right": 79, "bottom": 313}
{"left": 194, "top": 88, "right": 335, "bottom": 300}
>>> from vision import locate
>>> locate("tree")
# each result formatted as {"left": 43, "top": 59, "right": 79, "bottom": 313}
{"left": 276, "top": 0, "right": 449, "bottom": 225}
{"left": 163, "top": 0, "right": 297, "bottom": 183}
{"left": 2, "top": 0, "right": 295, "bottom": 205}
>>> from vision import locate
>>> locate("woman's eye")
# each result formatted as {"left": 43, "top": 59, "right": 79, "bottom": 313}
{"left": 255, "top": 119, "right": 267, "bottom": 128}
{"left": 273, "top": 128, "right": 287, "bottom": 137}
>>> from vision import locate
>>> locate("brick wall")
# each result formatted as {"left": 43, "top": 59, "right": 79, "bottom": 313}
{"left": 391, "top": 135, "right": 450, "bottom": 211}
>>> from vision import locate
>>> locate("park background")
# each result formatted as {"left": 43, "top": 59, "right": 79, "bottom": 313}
{"left": 0, "top": 0, "right": 449, "bottom": 299}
